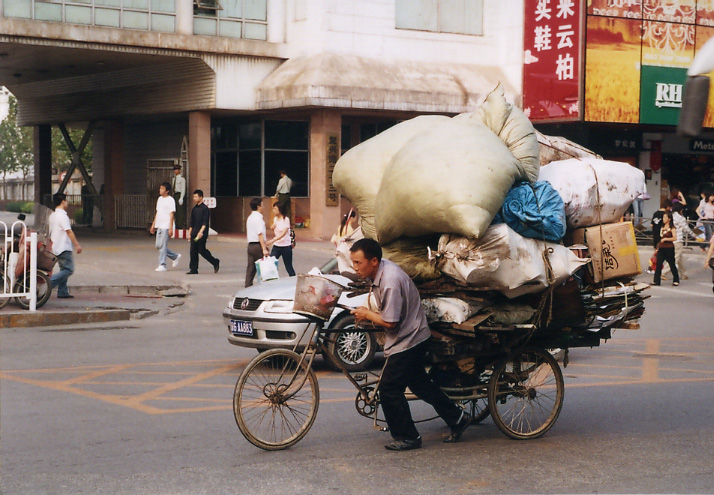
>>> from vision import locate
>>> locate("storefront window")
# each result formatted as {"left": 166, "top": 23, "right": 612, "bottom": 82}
{"left": 211, "top": 120, "right": 309, "bottom": 198}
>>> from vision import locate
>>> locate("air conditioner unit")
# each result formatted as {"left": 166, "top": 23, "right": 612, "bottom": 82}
{"left": 195, "top": 0, "right": 222, "bottom": 10}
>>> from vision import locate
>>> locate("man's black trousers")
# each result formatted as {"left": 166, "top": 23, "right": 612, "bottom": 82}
{"left": 189, "top": 235, "right": 218, "bottom": 273}
{"left": 379, "top": 340, "right": 462, "bottom": 441}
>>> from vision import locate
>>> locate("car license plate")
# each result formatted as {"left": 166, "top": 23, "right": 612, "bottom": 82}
{"left": 230, "top": 319, "right": 253, "bottom": 336}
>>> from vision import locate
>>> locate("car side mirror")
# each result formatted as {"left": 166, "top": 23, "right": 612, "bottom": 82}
{"left": 678, "top": 75, "right": 710, "bottom": 137}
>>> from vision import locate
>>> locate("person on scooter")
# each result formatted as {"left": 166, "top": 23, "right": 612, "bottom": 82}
{"left": 349, "top": 238, "right": 471, "bottom": 451}
{"left": 49, "top": 192, "right": 82, "bottom": 299}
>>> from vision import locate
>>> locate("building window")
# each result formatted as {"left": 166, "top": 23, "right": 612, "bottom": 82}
{"left": 395, "top": 0, "right": 483, "bottom": 36}
{"left": 211, "top": 120, "right": 309, "bottom": 198}
{"left": 193, "top": 0, "right": 267, "bottom": 40}
{"left": 3, "top": 0, "right": 176, "bottom": 32}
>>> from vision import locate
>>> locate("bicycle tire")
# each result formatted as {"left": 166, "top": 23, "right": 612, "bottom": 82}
{"left": 487, "top": 348, "right": 564, "bottom": 440}
{"left": 233, "top": 349, "right": 319, "bottom": 451}
{"left": 14, "top": 271, "right": 52, "bottom": 310}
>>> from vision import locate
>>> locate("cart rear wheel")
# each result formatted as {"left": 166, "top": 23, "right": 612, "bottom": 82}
{"left": 487, "top": 348, "right": 563, "bottom": 440}
{"left": 466, "top": 398, "right": 490, "bottom": 424}
{"left": 233, "top": 349, "right": 319, "bottom": 451}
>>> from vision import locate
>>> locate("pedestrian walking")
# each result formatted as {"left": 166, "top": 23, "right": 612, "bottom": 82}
{"left": 49, "top": 192, "right": 82, "bottom": 298}
{"left": 704, "top": 235, "right": 714, "bottom": 293}
{"left": 149, "top": 182, "right": 181, "bottom": 272}
{"left": 349, "top": 238, "right": 471, "bottom": 451}
{"left": 653, "top": 211, "right": 679, "bottom": 286}
{"left": 266, "top": 201, "right": 295, "bottom": 277}
{"left": 663, "top": 203, "right": 695, "bottom": 280}
{"left": 171, "top": 164, "right": 187, "bottom": 229}
{"left": 245, "top": 198, "right": 269, "bottom": 287}
{"left": 186, "top": 189, "right": 219, "bottom": 275}
{"left": 699, "top": 192, "right": 714, "bottom": 241}
{"left": 274, "top": 169, "right": 293, "bottom": 220}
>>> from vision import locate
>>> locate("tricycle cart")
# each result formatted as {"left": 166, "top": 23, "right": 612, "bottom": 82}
{"left": 232, "top": 275, "right": 647, "bottom": 450}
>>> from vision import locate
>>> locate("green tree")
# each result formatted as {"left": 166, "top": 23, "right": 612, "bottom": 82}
{"left": 0, "top": 95, "right": 33, "bottom": 200}
{"left": 52, "top": 125, "right": 92, "bottom": 174}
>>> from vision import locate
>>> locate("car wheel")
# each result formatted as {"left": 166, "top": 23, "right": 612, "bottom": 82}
{"left": 326, "top": 314, "right": 377, "bottom": 372}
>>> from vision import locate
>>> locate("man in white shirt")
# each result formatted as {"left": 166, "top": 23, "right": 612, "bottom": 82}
{"left": 149, "top": 182, "right": 181, "bottom": 272}
{"left": 49, "top": 192, "right": 82, "bottom": 298}
{"left": 274, "top": 170, "right": 293, "bottom": 220}
{"left": 245, "top": 198, "right": 269, "bottom": 287}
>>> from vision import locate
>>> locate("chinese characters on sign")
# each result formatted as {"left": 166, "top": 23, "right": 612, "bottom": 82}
{"left": 326, "top": 133, "right": 339, "bottom": 206}
{"left": 523, "top": 0, "right": 581, "bottom": 121}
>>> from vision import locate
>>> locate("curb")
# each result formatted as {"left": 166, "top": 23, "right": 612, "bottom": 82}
{"left": 1, "top": 309, "right": 131, "bottom": 328}
{"left": 70, "top": 285, "right": 190, "bottom": 297}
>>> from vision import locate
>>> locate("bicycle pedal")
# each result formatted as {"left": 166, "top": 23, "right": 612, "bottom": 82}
{"left": 353, "top": 373, "right": 367, "bottom": 382}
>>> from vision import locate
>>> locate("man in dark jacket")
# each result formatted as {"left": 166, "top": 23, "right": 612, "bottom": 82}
{"left": 186, "top": 189, "right": 219, "bottom": 274}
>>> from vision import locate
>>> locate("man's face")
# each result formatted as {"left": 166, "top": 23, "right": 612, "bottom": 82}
{"left": 350, "top": 250, "right": 379, "bottom": 280}
{"left": 174, "top": 168, "right": 180, "bottom": 175}
{"left": 257, "top": 204, "right": 264, "bottom": 213}
{"left": 193, "top": 194, "right": 202, "bottom": 205}
{"left": 159, "top": 185, "right": 168, "bottom": 197}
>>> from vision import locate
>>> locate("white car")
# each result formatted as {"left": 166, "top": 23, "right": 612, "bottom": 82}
{"left": 223, "top": 260, "right": 381, "bottom": 371}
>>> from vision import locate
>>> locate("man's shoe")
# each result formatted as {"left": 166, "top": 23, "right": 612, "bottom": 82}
{"left": 214, "top": 259, "right": 220, "bottom": 273}
{"left": 384, "top": 436, "right": 422, "bottom": 451}
{"left": 57, "top": 294, "right": 74, "bottom": 299}
{"left": 186, "top": 271, "right": 198, "bottom": 275}
{"left": 172, "top": 254, "right": 181, "bottom": 268}
{"left": 444, "top": 411, "right": 472, "bottom": 443}
{"left": 155, "top": 266, "right": 167, "bottom": 272}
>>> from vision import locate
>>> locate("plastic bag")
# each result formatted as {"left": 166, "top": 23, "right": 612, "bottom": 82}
{"left": 649, "top": 252, "right": 659, "bottom": 272}
{"left": 255, "top": 256, "right": 280, "bottom": 282}
{"left": 491, "top": 181, "right": 567, "bottom": 242}
{"left": 434, "top": 225, "right": 589, "bottom": 299}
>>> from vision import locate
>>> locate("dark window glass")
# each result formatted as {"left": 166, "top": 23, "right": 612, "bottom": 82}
{"left": 265, "top": 121, "right": 308, "bottom": 150}
{"left": 239, "top": 122, "right": 261, "bottom": 150}
{"left": 341, "top": 125, "right": 351, "bottom": 152}
{"left": 214, "top": 151, "right": 237, "bottom": 196}
{"left": 239, "top": 150, "right": 261, "bottom": 196}
{"left": 360, "top": 123, "right": 377, "bottom": 142}
{"left": 265, "top": 150, "right": 308, "bottom": 197}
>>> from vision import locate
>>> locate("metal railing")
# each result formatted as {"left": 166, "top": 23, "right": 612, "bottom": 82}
{"left": 626, "top": 216, "right": 713, "bottom": 248}
{"left": 115, "top": 194, "right": 152, "bottom": 229}
{"left": 1, "top": 220, "right": 38, "bottom": 311}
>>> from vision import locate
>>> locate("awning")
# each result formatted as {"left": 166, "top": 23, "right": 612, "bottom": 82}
{"left": 256, "top": 52, "right": 517, "bottom": 114}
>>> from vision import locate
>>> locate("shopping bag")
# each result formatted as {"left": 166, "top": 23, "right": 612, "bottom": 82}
{"left": 648, "top": 252, "right": 659, "bottom": 272}
{"left": 255, "top": 256, "right": 280, "bottom": 282}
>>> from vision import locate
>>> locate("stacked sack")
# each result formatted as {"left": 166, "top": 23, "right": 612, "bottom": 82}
{"left": 333, "top": 83, "right": 646, "bottom": 328}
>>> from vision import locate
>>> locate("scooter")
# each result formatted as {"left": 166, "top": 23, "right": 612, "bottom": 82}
{"left": 0, "top": 205, "right": 57, "bottom": 310}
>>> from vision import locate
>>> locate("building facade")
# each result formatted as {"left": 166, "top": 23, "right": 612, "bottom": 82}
{"left": 0, "top": 0, "right": 526, "bottom": 237}
{"left": 523, "top": 0, "right": 714, "bottom": 220}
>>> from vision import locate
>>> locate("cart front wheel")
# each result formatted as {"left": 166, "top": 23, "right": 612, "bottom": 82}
{"left": 487, "top": 348, "right": 564, "bottom": 440}
{"left": 14, "top": 271, "right": 52, "bottom": 309}
{"left": 233, "top": 349, "right": 319, "bottom": 451}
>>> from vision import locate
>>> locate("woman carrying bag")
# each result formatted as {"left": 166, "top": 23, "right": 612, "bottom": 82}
{"left": 653, "top": 211, "right": 679, "bottom": 286}
{"left": 266, "top": 201, "right": 295, "bottom": 277}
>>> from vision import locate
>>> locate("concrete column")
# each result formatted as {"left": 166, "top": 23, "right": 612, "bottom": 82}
{"left": 309, "top": 109, "right": 342, "bottom": 240}
{"left": 188, "top": 111, "right": 211, "bottom": 196}
{"left": 103, "top": 121, "right": 124, "bottom": 231}
{"left": 175, "top": 0, "right": 193, "bottom": 35}
{"left": 33, "top": 125, "right": 52, "bottom": 206}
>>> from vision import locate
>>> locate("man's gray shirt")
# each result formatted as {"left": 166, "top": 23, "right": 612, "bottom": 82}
{"left": 371, "top": 259, "right": 430, "bottom": 356}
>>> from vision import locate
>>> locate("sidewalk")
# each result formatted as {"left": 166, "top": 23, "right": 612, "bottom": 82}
{"left": 1, "top": 225, "right": 336, "bottom": 328}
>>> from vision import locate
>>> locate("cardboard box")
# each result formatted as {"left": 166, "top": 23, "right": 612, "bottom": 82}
{"left": 571, "top": 222, "right": 641, "bottom": 282}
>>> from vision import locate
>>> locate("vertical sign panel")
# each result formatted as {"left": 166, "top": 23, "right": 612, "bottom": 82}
{"left": 584, "top": 16, "right": 642, "bottom": 123}
{"left": 523, "top": 0, "right": 582, "bottom": 121}
{"left": 326, "top": 132, "right": 339, "bottom": 206}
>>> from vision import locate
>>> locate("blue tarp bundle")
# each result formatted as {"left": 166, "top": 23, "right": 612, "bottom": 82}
{"left": 492, "top": 181, "right": 567, "bottom": 242}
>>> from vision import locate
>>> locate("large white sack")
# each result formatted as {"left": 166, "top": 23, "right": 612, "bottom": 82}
{"left": 421, "top": 297, "right": 486, "bottom": 324}
{"left": 332, "top": 115, "right": 452, "bottom": 240}
{"left": 539, "top": 158, "right": 646, "bottom": 228}
{"left": 536, "top": 131, "right": 601, "bottom": 166}
{"left": 374, "top": 118, "right": 526, "bottom": 244}
{"left": 454, "top": 83, "right": 540, "bottom": 183}
{"left": 434, "top": 224, "right": 589, "bottom": 298}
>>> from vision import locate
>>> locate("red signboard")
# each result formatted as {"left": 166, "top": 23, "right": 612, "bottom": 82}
{"left": 523, "top": 0, "right": 582, "bottom": 121}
